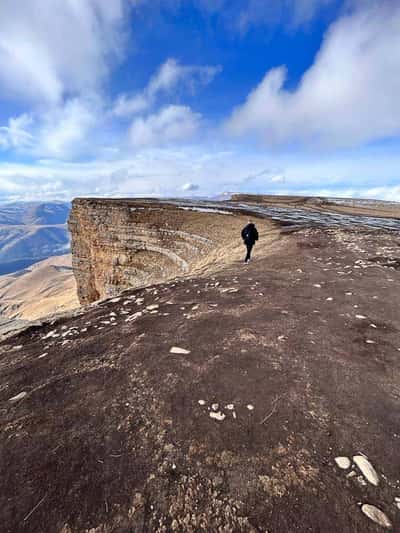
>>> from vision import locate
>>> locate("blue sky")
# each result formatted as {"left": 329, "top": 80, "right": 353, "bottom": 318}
{"left": 0, "top": 0, "right": 399, "bottom": 202}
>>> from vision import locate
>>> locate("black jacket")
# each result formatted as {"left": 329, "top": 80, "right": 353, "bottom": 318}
{"left": 241, "top": 223, "right": 259, "bottom": 245}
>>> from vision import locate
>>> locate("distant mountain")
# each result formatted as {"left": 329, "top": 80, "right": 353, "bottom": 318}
{"left": 0, "top": 201, "right": 70, "bottom": 225}
{"left": 0, "top": 201, "right": 71, "bottom": 275}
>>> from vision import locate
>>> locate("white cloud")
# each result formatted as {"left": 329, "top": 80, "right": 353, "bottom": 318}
{"left": 0, "top": 98, "right": 101, "bottom": 158}
{"left": 182, "top": 182, "right": 199, "bottom": 191}
{"left": 1, "top": 143, "right": 400, "bottom": 202}
{"left": 113, "top": 58, "right": 221, "bottom": 117}
{"left": 226, "top": 2, "right": 400, "bottom": 149}
{"left": 129, "top": 105, "right": 201, "bottom": 147}
{"left": 0, "top": 114, "right": 34, "bottom": 150}
{"left": 0, "top": 0, "right": 127, "bottom": 104}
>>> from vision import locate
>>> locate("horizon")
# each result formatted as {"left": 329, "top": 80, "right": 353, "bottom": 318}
{"left": 0, "top": 0, "right": 399, "bottom": 202}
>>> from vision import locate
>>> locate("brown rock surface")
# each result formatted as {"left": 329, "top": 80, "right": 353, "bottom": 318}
{"left": 1, "top": 197, "right": 400, "bottom": 532}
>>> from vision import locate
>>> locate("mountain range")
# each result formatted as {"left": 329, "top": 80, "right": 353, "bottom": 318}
{"left": 0, "top": 201, "right": 70, "bottom": 275}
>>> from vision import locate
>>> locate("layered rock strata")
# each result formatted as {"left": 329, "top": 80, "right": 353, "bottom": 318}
{"left": 68, "top": 198, "right": 266, "bottom": 304}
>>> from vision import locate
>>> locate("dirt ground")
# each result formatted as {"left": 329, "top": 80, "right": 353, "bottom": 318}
{"left": 0, "top": 221, "right": 400, "bottom": 532}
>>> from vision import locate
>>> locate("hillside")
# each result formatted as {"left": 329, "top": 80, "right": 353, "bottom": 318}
{"left": 0, "top": 202, "right": 70, "bottom": 275}
{"left": 0, "top": 197, "right": 399, "bottom": 532}
{"left": 0, "top": 254, "right": 79, "bottom": 321}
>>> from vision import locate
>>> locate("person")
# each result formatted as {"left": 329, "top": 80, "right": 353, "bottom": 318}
{"left": 241, "top": 220, "right": 259, "bottom": 263}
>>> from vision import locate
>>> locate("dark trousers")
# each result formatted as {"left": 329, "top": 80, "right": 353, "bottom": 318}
{"left": 245, "top": 242, "right": 254, "bottom": 262}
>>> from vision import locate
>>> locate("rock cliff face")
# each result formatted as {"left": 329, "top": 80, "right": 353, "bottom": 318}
{"left": 68, "top": 198, "right": 266, "bottom": 305}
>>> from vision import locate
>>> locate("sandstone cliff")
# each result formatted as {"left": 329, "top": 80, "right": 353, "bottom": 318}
{"left": 68, "top": 198, "right": 273, "bottom": 305}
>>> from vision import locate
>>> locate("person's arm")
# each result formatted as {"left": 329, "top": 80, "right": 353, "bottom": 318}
{"left": 254, "top": 228, "right": 259, "bottom": 241}
{"left": 241, "top": 227, "right": 246, "bottom": 240}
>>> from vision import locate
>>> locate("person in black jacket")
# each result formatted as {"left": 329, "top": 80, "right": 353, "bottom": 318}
{"left": 241, "top": 221, "right": 259, "bottom": 263}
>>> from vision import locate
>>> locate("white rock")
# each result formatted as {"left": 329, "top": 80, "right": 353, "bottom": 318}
{"left": 326, "top": 297, "right": 333, "bottom": 301}
{"left": 313, "top": 284, "right": 322, "bottom": 288}
{"left": 146, "top": 304, "right": 159, "bottom": 310}
{"left": 209, "top": 411, "right": 226, "bottom": 421}
{"left": 361, "top": 504, "right": 392, "bottom": 529}
{"left": 370, "top": 324, "right": 377, "bottom": 328}
{"left": 169, "top": 347, "right": 191, "bottom": 355}
{"left": 38, "top": 352, "right": 48, "bottom": 359}
{"left": 366, "top": 340, "right": 376, "bottom": 344}
{"left": 247, "top": 404, "right": 254, "bottom": 411}
{"left": 9, "top": 391, "right": 27, "bottom": 403}
{"left": 335, "top": 456, "right": 351, "bottom": 469}
{"left": 198, "top": 400, "right": 206, "bottom": 406}
{"left": 353, "top": 455, "right": 379, "bottom": 486}
{"left": 355, "top": 315, "right": 367, "bottom": 319}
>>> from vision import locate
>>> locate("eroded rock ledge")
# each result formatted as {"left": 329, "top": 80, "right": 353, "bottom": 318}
{"left": 68, "top": 198, "right": 271, "bottom": 305}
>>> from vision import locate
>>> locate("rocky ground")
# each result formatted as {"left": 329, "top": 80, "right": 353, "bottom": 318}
{"left": 0, "top": 217, "right": 399, "bottom": 532}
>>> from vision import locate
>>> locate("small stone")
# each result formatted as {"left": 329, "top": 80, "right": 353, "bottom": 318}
{"left": 247, "top": 404, "right": 254, "bottom": 411}
{"left": 326, "top": 297, "right": 333, "bottom": 301}
{"left": 355, "top": 315, "right": 367, "bottom": 319}
{"left": 209, "top": 411, "right": 225, "bottom": 421}
{"left": 353, "top": 455, "right": 379, "bottom": 486}
{"left": 361, "top": 504, "right": 392, "bottom": 529}
{"left": 146, "top": 304, "right": 159, "bottom": 311}
{"left": 9, "top": 391, "right": 27, "bottom": 403}
{"left": 335, "top": 456, "right": 351, "bottom": 469}
{"left": 38, "top": 352, "right": 48, "bottom": 359}
{"left": 313, "top": 284, "right": 321, "bottom": 288}
{"left": 198, "top": 400, "right": 206, "bottom": 406}
{"left": 170, "top": 347, "right": 191, "bottom": 355}
{"left": 370, "top": 324, "right": 377, "bottom": 328}
{"left": 366, "top": 339, "right": 376, "bottom": 344}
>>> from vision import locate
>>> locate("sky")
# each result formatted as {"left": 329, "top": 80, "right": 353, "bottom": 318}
{"left": 0, "top": 0, "right": 399, "bottom": 202}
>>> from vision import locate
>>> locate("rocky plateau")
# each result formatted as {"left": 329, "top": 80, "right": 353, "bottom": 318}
{"left": 1, "top": 195, "right": 400, "bottom": 532}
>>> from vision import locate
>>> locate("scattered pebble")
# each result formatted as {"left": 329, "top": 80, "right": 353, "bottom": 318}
{"left": 366, "top": 340, "right": 376, "bottom": 344}
{"left": 361, "top": 504, "right": 392, "bottom": 529}
{"left": 335, "top": 456, "right": 351, "bottom": 469}
{"left": 170, "top": 347, "right": 191, "bottom": 355}
{"left": 38, "top": 352, "right": 48, "bottom": 359}
{"left": 198, "top": 400, "right": 206, "bottom": 406}
{"left": 9, "top": 391, "right": 27, "bottom": 403}
{"left": 146, "top": 304, "right": 159, "bottom": 311}
{"left": 313, "top": 284, "right": 321, "bottom": 288}
{"left": 326, "top": 297, "right": 333, "bottom": 301}
{"left": 246, "top": 404, "right": 254, "bottom": 411}
{"left": 209, "top": 411, "right": 226, "bottom": 421}
{"left": 355, "top": 315, "right": 367, "bottom": 319}
{"left": 353, "top": 455, "right": 379, "bottom": 486}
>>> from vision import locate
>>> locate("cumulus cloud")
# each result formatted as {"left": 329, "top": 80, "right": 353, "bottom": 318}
{"left": 0, "top": 114, "right": 34, "bottom": 150}
{"left": 182, "top": 182, "right": 199, "bottom": 191}
{"left": 129, "top": 105, "right": 201, "bottom": 147}
{"left": 0, "top": 97, "right": 101, "bottom": 158}
{"left": 114, "top": 58, "right": 221, "bottom": 117}
{"left": 2, "top": 142, "right": 400, "bottom": 202}
{"left": 226, "top": 2, "right": 400, "bottom": 149}
{"left": 0, "top": 0, "right": 127, "bottom": 104}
